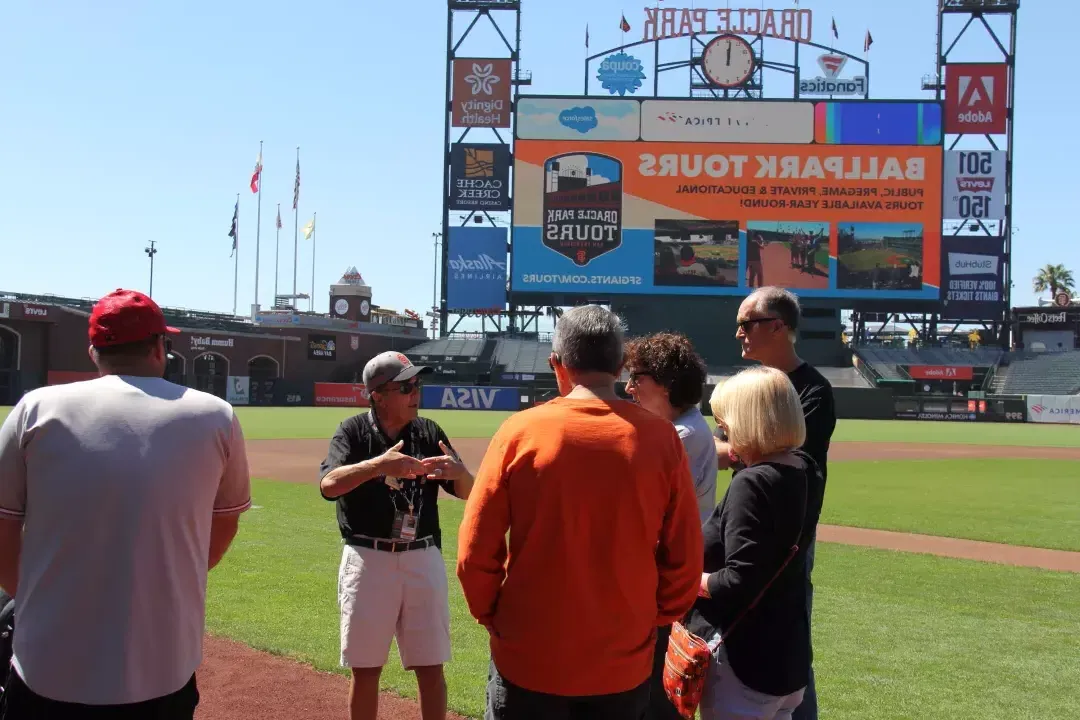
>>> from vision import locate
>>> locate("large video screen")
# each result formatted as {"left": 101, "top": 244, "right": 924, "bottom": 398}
{"left": 511, "top": 97, "right": 943, "bottom": 300}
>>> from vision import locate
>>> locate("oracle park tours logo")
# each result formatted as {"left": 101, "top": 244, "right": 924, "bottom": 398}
{"left": 799, "top": 53, "right": 866, "bottom": 96}
{"left": 542, "top": 153, "right": 623, "bottom": 266}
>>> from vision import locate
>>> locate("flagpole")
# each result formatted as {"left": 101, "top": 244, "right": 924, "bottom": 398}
{"left": 293, "top": 146, "right": 300, "bottom": 302}
{"left": 254, "top": 140, "right": 263, "bottom": 315}
{"left": 309, "top": 211, "right": 317, "bottom": 312}
{"left": 233, "top": 192, "right": 240, "bottom": 316}
{"left": 274, "top": 203, "right": 281, "bottom": 305}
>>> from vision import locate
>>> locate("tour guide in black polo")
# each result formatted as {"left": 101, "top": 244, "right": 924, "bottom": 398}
{"left": 319, "top": 351, "right": 474, "bottom": 720}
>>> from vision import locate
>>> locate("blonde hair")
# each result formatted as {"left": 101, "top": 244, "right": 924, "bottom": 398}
{"left": 709, "top": 366, "right": 806, "bottom": 461}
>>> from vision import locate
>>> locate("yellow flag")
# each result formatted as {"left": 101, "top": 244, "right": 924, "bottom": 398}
{"left": 302, "top": 217, "right": 316, "bottom": 240}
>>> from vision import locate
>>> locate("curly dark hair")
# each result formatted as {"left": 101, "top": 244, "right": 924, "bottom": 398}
{"left": 623, "top": 332, "right": 707, "bottom": 410}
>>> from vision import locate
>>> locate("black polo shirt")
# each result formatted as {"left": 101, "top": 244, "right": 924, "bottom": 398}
{"left": 319, "top": 410, "right": 462, "bottom": 549}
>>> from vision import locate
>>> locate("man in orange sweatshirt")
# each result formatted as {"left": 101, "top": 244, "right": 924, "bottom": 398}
{"left": 457, "top": 305, "right": 705, "bottom": 719}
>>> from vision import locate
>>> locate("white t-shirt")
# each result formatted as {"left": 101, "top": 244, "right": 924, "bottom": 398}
{"left": 674, "top": 406, "right": 719, "bottom": 525}
{"left": 0, "top": 374, "right": 251, "bottom": 705}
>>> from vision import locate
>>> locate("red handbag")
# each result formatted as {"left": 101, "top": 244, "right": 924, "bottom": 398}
{"left": 662, "top": 542, "right": 799, "bottom": 719}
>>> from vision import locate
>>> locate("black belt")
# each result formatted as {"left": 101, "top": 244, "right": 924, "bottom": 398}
{"left": 345, "top": 536, "right": 436, "bottom": 553}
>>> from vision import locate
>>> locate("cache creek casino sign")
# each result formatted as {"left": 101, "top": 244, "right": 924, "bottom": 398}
{"left": 510, "top": 97, "right": 944, "bottom": 301}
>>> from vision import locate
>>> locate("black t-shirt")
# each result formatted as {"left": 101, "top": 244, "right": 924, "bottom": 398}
{"left": 318, "top": 410, "right": 461, "bottom": 549}
{"left": 714, "top": 361, "right": 836, "bottom": 487}
{"left": 746, "top": 239, "right": 762, "bottom": 262}
{"left": 687, "top": 450, "right": 825, "bottom": 697}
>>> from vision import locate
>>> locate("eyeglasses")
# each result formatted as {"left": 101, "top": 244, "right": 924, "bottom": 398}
{"left": 626, "top": 371, "right": 653, "bottom": 386}
{"left": 379, "top": 379, "right": 421, "bottom": 395}
{"left": 737, "top": 317, "right": 780, "bottom": 332}
{"left": 547, "top": 353, "right": 561, "bottom": 371}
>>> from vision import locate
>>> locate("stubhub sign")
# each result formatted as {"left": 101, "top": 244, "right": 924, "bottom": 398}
{"left": 422, "top": 385, "right": 520, "bottom": 411}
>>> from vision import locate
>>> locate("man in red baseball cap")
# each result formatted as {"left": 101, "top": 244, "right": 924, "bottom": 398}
{"left": 0, "top": 288, "right": 251, "bottom": 719}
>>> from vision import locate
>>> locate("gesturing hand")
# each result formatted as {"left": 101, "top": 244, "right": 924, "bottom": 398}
{"left": 377, "top": 440, "right": 427, "bottom": 479}
{"left": 421, "top": 441, "right": 467, "bottom": 482}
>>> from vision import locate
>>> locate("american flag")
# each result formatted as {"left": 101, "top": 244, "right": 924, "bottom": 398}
{"left": 292, "top": 156, "right": 300, "bottom": 210}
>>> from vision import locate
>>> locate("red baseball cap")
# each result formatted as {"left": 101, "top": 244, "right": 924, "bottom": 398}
{"left": 88, "top": 289, "right": 180, "bottom": 348}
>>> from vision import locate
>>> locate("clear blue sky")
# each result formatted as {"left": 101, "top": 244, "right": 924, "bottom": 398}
{"left": 1, "top": 0, "right": 1072, "bottom": 320}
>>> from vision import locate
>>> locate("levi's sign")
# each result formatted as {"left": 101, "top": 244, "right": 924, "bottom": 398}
{"left": 421, "top": 385, "right": 519, "bottom": 411}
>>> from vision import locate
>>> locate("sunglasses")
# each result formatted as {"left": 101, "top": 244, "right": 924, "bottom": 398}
{"left": 379, "top": 379, "right": 421, "bottom": 395}
{"left": 737, "top": 317, "right": 780, "bottom": 332}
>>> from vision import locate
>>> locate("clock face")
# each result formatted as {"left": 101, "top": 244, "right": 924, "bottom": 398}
{"left": 334, "top": 298, "right": 349, "bottom": 316}
{"left": 359, "top": 300, "right": 370, "bottom": 316}
{"left": 702, "top": 35, "right": 755, "bottom": 88}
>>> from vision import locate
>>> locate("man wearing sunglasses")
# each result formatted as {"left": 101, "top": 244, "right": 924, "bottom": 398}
{"left": 319, "top": 351, "right": 474, "bottom": 720}
{"left": 713, "top": 287, "right": 835, "bottom": 720}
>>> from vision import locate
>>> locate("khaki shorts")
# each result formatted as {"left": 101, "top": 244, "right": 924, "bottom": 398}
{"left": 337, "top": 543, "right": 451, "bottom": 669}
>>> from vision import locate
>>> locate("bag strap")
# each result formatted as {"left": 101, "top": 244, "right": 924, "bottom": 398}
{"left": 717, "top": 458, "right": 811, "bottom": 644}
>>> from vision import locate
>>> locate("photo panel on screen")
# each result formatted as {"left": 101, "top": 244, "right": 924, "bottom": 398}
{"left": 653, "top": 219, "right": 739, "bottom": 288}
{"left": 836, "top": 222, "right": 925, "bottom": 291}
{"left": 744, "top": 221, "right": 830, "bottom": 291}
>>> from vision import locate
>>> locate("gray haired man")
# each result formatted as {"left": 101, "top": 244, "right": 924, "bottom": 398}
{"left": 713, "top": 287, "right": 836, "bottom": 720}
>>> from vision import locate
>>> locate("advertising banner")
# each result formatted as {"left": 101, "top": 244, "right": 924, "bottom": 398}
{"left": 447, "top": 226, "right": 508, "bottom": 311}
{"left": 307, "top": 334, "right": 337, "bottom": 361}
{"left": 516, "top": 97, "right": 642, "bottom": 141}
{"left": 943, "top": 150, "right": 1006, "bottom": 220}
{"left": 944, "top": 63, "right": 1009, "bottom": 135}
{"left": 449, "top": 143, "right": 511, "bottom": 211}
{"left": 421, "top": 385, "right": 521, "bottom": 411}
{"left": 1026, "top": 395, "right": 1080, "bottom": 425}
{"left": 452, "top": 58, "right": 512, "bottom": 128}
{"left": 940, "top": 236, "right": 1005, "bottom": 320}
{"left": 511, "top": 137, "right": 942, "bottom": 299}
{"left": 908, "top": 365, "right": 974, "bottom": 381}
{"left": 314, "top": 383, "right": 370, "bottom": 408}
{"left": 226, "top": 376, "right": 250, "bottom": 405}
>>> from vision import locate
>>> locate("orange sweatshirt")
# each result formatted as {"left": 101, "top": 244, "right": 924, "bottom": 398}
{"left": 456, "top": 396, "right": 705, "bottom": 697}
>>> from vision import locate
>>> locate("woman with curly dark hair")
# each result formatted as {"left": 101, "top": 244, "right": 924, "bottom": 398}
{"left": 624, "top": 331, "right": 719, "bottom": 720}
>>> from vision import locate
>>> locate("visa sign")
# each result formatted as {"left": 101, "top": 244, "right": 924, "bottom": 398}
{"left": 422, "top": 385, "right": 520, "bottom": 411}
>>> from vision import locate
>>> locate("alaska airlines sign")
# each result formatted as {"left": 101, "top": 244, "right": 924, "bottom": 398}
{"left": 642, "top": 7, "right": 813, "bottom": 43}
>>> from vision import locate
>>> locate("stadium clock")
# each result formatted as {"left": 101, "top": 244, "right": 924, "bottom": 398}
{"left": 701, "top": 34, "right": 755, "bottom": 88}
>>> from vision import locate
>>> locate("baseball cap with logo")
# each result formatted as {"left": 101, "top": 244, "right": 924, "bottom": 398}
{"left": 362, "top": 351, "right": 432, "bottom": 391}
{"left": 88, "top": 289, "right": 180, "bottom": 348}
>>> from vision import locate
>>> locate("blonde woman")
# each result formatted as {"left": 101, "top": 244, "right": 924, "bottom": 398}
{"left": 684, "top": 366, "right": 825, "bottom": 720}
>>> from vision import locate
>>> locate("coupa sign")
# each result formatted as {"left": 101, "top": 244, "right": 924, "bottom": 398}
{"left": 421, "top": 385, "right": 520, "bottom": 411}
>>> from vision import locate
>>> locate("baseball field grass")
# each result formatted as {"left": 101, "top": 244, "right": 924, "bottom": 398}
{"left": 207, "top": 478, "right": 1080, "bottom": 720}
{"left": 2, "top": 406, "right": 1079, "bottom": 448}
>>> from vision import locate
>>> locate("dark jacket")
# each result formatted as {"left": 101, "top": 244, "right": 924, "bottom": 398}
{"left": 686, "top": 449, "right": 825, "bottom": 697}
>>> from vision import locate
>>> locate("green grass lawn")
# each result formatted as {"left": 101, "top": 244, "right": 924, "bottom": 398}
{"left": 818, "top": 459, "right": 1080, "bottom": 552}
{"left": 209, "top": 479, "right": 1080, "bottom": 719}
{"left": 3, "top": 405, "right": 1078, "bottom": 446}
{"left": 225, "top": 408, "right": 1079, "bottom": 447}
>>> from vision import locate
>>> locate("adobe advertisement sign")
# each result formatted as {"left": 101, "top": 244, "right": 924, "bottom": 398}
{"left": 446, "top": 226, "right": 508, "bottom": 311}
{"left": 940, "top": 236, "right": 1005, "bottom": 320}
{"left": 449, "top": 143, "right": 511, "bottom": 211}
{"left": 908, "top": 365, "right": 974, "bottom": 381}
{"left": 943, "top": 150, "right": 1006, "bottom": 220}
{"left": 945, "top": 63, "right": 1009, "bottom": 134}
{"left": 452, "top": 58, "right": 512, "bottom": 128}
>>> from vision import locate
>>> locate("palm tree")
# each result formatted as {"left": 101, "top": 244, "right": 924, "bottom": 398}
{"left": 1032, "top": 264, "right": 1075, "bottom": 300}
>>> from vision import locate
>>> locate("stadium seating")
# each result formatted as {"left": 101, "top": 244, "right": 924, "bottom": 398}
{"left": 855, "top": 347, "right": 1003, "bottom": 381}
{"left": 493, "top": 338, "right": 554, "bottom": 375}
{"left": 989, "top": 350, "right": 1080, "bottom": 395}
